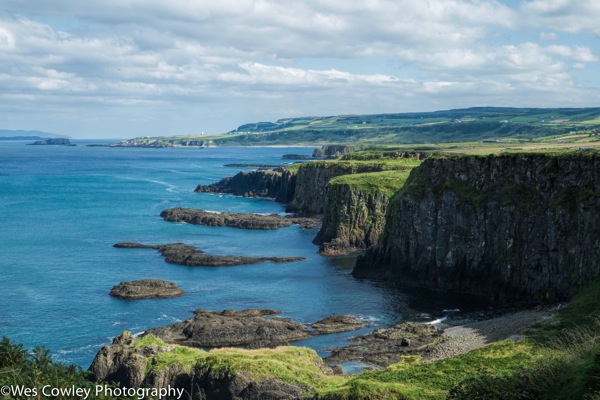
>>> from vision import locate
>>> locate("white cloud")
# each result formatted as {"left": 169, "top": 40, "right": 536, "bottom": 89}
{"left": 0, "top": 0, "right": 598, "bottom": 137}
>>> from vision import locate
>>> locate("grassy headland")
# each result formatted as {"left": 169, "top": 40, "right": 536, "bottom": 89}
{"left": 114, "top": 107, "right": 600, "bottom": 148}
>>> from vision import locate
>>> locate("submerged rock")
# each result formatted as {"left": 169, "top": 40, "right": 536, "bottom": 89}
{"left": 146, "top": 308, "right": 311, "bottom": 348}
{"left": 310, "top": 315, "right": 368, "bottom": 334}
{"left": 160, "top": 207, "right": 320, "bottom": 230}
{"left": 109, "top": 279, "right": 184, "bottom": 300}
{"left": 114, "top": 242, "right": 306, "bottom": 267}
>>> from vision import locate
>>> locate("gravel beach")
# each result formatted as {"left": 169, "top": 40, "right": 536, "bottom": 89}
{"left": 422, "top": 308, "right": 553, "bottom": 362}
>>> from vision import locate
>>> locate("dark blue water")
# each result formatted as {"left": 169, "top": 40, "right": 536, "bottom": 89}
{"left": 0, "top": 140, "right": 483, "bottom": 368}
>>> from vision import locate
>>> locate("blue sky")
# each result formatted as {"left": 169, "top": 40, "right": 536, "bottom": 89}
{"left": 0, "top": 0, "right": 599, "bottom": 138}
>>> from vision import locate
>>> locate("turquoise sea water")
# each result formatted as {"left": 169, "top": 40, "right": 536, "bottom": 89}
{"left": 0, "top": 140, "right": 485, "bottom": 369}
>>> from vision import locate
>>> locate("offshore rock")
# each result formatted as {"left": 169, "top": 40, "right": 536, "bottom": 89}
{"left": 355, "top": 153, "right": 600, "bottom": 304}
{"left": 195, "top": 168, "right": 296, "bottom": 203}
{"left": 114, "top": 242, "right": 306, "bottom": 266}
{"left": 310, "top": 315, "right": 368, "bottom": 334}
{"left": 31, "top": 138, "right": 72, "bottom": 146}
{"left": 145, "top": 309, "right": 311, "bottom": 348}
{"left": 160, "top": 207, "right": 320, "bottom": 230}
{"left": 109, "top": 279, "right": 184, "bottom": 300}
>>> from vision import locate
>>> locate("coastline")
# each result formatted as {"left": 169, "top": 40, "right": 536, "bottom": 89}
{"left": 422, "top": 307, "right": 553, "bottom": 362}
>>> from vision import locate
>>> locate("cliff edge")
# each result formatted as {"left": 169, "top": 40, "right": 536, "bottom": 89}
{"left": 354, "top": 152, "right": 600, "bottom": 304}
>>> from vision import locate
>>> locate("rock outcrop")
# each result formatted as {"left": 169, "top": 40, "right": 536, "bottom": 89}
{"left": 109, "top": 279, "right": 184, "bottom": 300}
{"left": 88, "top": 332, "right": 314, "bottom": 400}
{"left": 114, "top": 242, "right": 305, "bottom": 266}
{"left": 312, "top": 145, "right": 364, "bottom": 159}
{"left": 146, "top": 309, "right": 311, "bottom": 348}
{"left": 195, "top": 168, "right": 296, "bottom": 203}
{"left": 160, "top": 208, "right": 320, "bottom": 230}
{"left": 325, "top": 322, "right": 440, "bottom": 367}
{"left": 354, "top": 153, "right": 600, "bottom": 304}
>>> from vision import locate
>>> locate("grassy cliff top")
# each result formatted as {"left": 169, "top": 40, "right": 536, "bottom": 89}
{"left": 329, "top": 169, "right": 418, "bottom": 197}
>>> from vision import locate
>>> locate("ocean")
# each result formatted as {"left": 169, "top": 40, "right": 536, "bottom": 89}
{"left": 0, "top": 140, "right": 484, "bottom": 368}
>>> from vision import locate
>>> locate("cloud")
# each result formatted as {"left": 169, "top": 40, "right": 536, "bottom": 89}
{"left": 0, "top": 0, "right": 598, "bottom": 137}
{"left": 522, "top": 0, "right": 600, "bottom": 35}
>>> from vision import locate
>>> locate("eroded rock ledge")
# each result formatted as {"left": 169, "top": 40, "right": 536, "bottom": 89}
{"left": 160, "top": 207, "right": 320, "bottom": 230}
{"left": 114, "top": 242, "right": 305, "bottom": 267}
{"left": 144, "top": 309, "right": 367, "bottom": 349}
{"left": 147, "top": 309, "right": 310, "bottom": 348}
{"left": 109, "top": 279, "right": 184, "bottom": 300}
{"left": 325, "top": 322, "right": 441, "bottom": 367}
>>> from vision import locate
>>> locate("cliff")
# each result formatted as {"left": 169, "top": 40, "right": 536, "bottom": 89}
{"left": 286, "top": 161, "right": 398, "bottom": 215}
{"left": 195, "top": 168, "right": 296, "bottom": 203}
{"left": 354, "top": 152, "right": 600, "bottom": 304}
{"left": 311, "top": 145, "right": 364, "bottom": 159}
{"left": 313, "top": 170, "right": 412, "bottom": 255}
{"left": 194, "top": 153, "right": 424, "bottom": 254}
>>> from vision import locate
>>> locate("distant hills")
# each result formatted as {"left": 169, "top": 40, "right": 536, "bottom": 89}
{"left": 117, "top": 107, "right": 600, "bottom": 147}
{"left": 0, "top": 129, "right": 70, "bottom": 140}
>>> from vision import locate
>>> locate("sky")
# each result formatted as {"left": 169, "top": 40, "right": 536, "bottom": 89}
{"left": 0, "top": 0, "right": 599, "bottom": 139}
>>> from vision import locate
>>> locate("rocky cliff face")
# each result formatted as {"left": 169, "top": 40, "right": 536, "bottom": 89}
{"left": 195, "top": 168, "right": 296, "bottom": 203}
{"left": 354, "top": 153, "right": 600, "bottom": 304}
{"left": 311, "top": 145, "right": 364, "bottom": 159}
{"left": 314, "top": 183, "right": 390, "bottom": 255}
{"left": 287, "top": 163, "right": 389, "bottom": 215}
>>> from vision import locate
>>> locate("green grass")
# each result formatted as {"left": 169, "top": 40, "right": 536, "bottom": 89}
{"left": 336, "top": 341, "right": 544, "bottom": 400}
{"left": 133, "top": 335, "right": 347, "bottom": 393}
{"left": 329, "top": 169, "right": 416, "bottom": 197}
{"left": 118, "top": 107, "right": 600, "bottom": 147}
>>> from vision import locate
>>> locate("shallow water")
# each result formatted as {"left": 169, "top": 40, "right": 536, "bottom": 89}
{"left": 0, "top": 140, "right": 488, "bottom": 368}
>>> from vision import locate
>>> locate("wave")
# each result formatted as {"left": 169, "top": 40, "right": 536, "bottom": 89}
{"left": 118, "top": 176, "right": 181, "bottom": 193}
{"left": 425, "top": 316, "right": 448, "bottom": 325}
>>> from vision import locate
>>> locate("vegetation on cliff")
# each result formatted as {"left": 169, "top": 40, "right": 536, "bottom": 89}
{"left": 356, "top": 151, "right": 600, "bottom": 304}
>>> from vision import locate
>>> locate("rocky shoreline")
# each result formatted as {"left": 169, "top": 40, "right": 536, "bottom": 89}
{"left": 88, "top": 306, "right": 552, "bottom": 399}
{"left": 87, "top": 149, "right": 597, "bottom": 398}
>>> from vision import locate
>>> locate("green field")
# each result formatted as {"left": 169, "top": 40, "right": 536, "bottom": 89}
{"left": 119, "top": 107, "right": 600, "bottom": 147}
